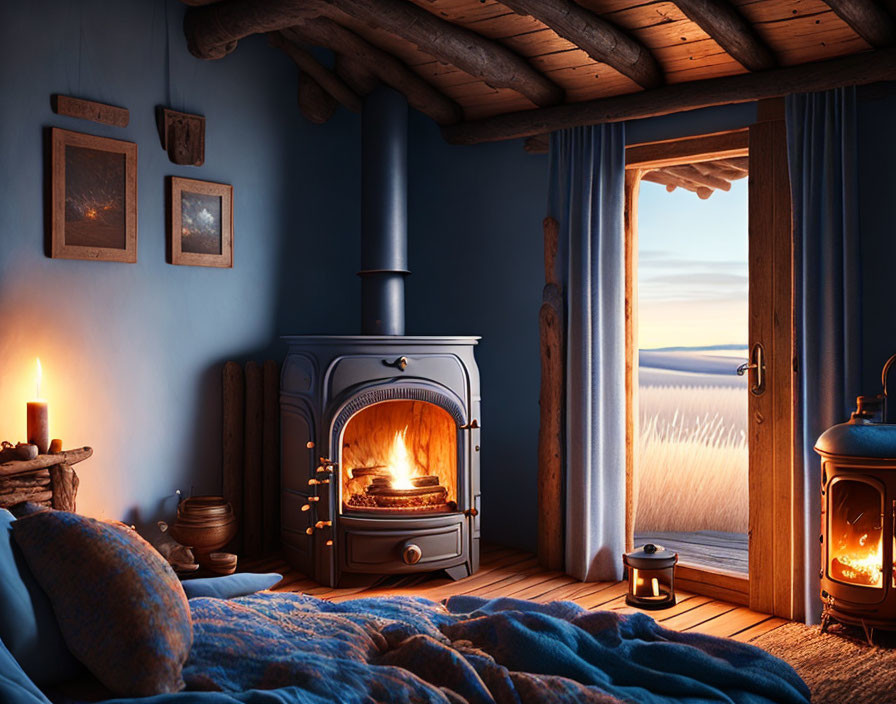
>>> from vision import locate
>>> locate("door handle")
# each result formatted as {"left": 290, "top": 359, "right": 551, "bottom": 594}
{"left": 736, "top": 343, "right": 766, "bottom": 396}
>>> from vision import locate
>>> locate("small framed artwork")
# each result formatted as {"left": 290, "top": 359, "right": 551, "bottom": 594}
{"left": 50, "top": 128, "right": 138, "bottom": 262}
{"left": 168, "top": 176, "right": 233, "bottom": 268}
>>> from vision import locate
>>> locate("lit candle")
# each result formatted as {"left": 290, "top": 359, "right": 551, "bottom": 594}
{"left": 26, "top": 359, "right": 49, "bottom": 454}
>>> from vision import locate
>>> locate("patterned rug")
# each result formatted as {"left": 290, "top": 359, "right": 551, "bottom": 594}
{"left": 752, "top": 622, "right": 896, "bottom": 703}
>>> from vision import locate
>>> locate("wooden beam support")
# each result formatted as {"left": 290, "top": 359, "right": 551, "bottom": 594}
{"left": 281, "top": 22, "right": 462, "bottom": 125}
{"left": 326, "top": 0, "right": 563, "bottom": 107}
{"left": 664, "top": 164, "right": 731, "bottom": 191}
{"left": 443, "top": 48, "right": 896, "bottom": 144}
{"left": 268, "top": 32, "right": 362, "bottom": 112}
{"left": 823, "top": 0, "right": 896, "bottom": 48}
{"left": 671, "top": 0, "right": 776, "bottom": 71}
{"left": 335, "top": 54, "right": 378, "bottom": 97}
{"left": 296, "top": 71, "right": 338, "bottom": 124}
{"left": 183, "top": 0, "right": 563, "bottom": 108}
{"left": 499, "top": 0, "right": 662, "bottom": 89}
{"left": 641, "top": 170, "right": 712, "bottom": 198}
{"left": 524, "top": 133, "right": 550, "bottom": 154}
{"left": 625, "top": 129, "right": 748, "bottom": 169}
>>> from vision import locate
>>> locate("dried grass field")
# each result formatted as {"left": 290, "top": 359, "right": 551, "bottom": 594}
{"left": 635, "top": 350, "right": 749, "bottom": 534}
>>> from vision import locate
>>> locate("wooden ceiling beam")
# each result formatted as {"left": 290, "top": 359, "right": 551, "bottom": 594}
{"left": 280, "top": 21, "right": 463, "bottom": 125}
{"left": 296, "top": 71, "right": 338, "bottom": 124}
{"left": 641, "top": 170, "right": 713, "bottom": 199}
{"left": 183, "top": 0, "right": 563, "bottom": 108}
{"left": 671, "top": 0, "right": 776, "bottom": 71}
{"left": 499, "top": 0, "right": 662, "bottom": 89}
{"left": 822, "top": 0, "right": 896, "bottom": 47}
{"left": 268, "top": 32, "right": 362, "bottom": 113}
{"left": 443, "top": 48, "right": 896, "bottom": 145}
{"left": 324, "top": 0, "right": 564, "bottom": 107}
{"left": 665, "top": 164, "right": 731, "bottom": 191}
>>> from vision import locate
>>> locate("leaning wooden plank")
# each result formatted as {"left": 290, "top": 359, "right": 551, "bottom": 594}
{"left": 537, "top": 215, "right": 564, "bottom": 572}
{"left": 222, "top": 361, "right": 245, "bottom": 551}
{"left": 52, "top": 95, "right": 129, "bottom": 127}
{"left": 243, "top": 361, "right": 264, "bottom": 557}
{"left": 0, "top": 447, "right": 93, "bottom": 477}
{"left": 442, "top": 48, "right": 896, "bottom": 144}
{"left": 262, "top": 360, "right": 280, "bottom": 552}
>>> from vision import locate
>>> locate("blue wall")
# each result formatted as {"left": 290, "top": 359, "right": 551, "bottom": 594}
{"left": 0, "top": 0, "right": 359, "bottom": 526}
{"left": 406, "top": 113, "right": 548, "bottom": 550}
{"left": 857, "top": 84, "right": 896, "bottom": 396}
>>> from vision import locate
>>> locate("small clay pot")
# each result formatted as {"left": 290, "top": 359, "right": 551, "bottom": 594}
{"left": 206, "top": 551, "right": 238, "bottom": 575}
{"left": 170, "top": 496, "right": 237, "bottom": 557}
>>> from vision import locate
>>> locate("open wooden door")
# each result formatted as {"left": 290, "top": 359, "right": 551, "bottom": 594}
{"left": 624, "top": 114, "right": 801, "bottom": 620}
{"left": 747, "top": 102, "right": 802, "bottom": 621}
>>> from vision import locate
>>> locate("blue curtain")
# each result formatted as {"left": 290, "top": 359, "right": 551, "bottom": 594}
{"left": 547, "top": 125, "right": 627, "bottom": 582}
{"left": 786, "top": 88, "right": 861, "bottom": 623}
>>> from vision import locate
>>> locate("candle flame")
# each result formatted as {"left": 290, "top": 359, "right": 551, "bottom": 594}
{"left": 35, "top": 358, "right": 42, "bottom": 400}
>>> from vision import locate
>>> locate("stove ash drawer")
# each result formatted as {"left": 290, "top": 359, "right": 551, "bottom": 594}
{"left": 342, "top": 521, "right": 465, "bottom": 572}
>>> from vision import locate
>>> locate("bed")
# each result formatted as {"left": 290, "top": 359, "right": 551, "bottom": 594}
{"left": 0, "top": 507, "right": 811, "bottom": 704}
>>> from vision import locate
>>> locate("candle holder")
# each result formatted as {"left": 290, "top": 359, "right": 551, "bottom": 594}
{"left": 623, "top": 544, "right": 678, "bottom": 610}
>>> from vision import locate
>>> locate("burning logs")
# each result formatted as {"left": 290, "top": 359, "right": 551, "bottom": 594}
{"left": 346, "top": 470, "right": 455, "bottom": 512}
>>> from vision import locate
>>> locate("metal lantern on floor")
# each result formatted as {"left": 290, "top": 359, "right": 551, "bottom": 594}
{"left": 623, "top": 544, "right": 678, "bottom": 609}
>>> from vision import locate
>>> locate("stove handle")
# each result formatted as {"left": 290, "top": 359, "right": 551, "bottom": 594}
{"left": 383, "top": 356, "right": 409, "bottom": 371}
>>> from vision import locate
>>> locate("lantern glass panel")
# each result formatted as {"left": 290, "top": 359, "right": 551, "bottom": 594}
{"left": 627, "top": 566, "right": 674, "bottom": 606}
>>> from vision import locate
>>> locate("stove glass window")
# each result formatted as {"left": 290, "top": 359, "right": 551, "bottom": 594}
{"left": 827, "top": 478, "right": 884, "bottom": 588}
{"left": 340, "top": 400, "right": 458, "bottom": 515}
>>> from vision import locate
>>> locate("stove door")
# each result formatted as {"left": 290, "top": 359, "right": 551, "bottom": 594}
{"left": 824, "top": 474, "right": 887, "bottom": 604}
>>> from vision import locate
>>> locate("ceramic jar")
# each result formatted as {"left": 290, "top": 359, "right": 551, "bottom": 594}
{"left": 169, "top": 496, "right": 237, "bottom": 561}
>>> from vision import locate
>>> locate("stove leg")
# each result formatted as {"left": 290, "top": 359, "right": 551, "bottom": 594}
{"left": 444, "top": 563, "right": 471, "bottom": 581}
{"left": 861, "top": 620, "right": 875, "bottom": 646}
{"left": 821, "top": 614, "right": 830, "bottom": 634}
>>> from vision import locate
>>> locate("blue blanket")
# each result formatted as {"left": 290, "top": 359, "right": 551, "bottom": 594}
{"left": 96, "top": 592, "right": 809, "bottom": 704}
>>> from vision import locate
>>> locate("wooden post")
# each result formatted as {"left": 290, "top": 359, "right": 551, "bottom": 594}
{"left": 243, "top": 361, "right": 264, "bottom": 557}
{"left": 262, "top": 360, "right": 280, "bottom": 552}
{"left": 222, "top": 362, "right": 245, "bottom": 552}
{"left": 538, "top": 216, "right": 564, "bottom": 571}
{"left": 624, "top": 170, "right": 641, "bottom": 554}
{"left": 49, "top": 464, "right": 79, "bottom": 512}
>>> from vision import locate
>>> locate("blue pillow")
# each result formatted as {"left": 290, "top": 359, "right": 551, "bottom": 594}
{"left": 0, "top": 509, "right": 81, "bottom": 687}
{"left": 181, "top": 572, "right": 282, "bottom": 599}
{"left": 12, "top": 511, "right": 192, "bottom": 697}
{"left": 0, "top": 634, "right": 52, "bottom": 704}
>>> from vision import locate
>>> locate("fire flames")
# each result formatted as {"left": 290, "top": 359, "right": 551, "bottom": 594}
{"left": 832, "top": 533, "right": 884, "bottom": 587}
{"left": 386, "top": 428, "right": 415, "bottom": 490}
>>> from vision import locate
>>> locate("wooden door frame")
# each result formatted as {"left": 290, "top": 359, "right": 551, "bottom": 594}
{"left": 624, "top": 121, "right": 801, "bottom": 618}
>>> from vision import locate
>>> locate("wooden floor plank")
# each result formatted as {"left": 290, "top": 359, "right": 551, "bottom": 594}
{"left": 242, "top": 544, "right": 781, "bottom": 641}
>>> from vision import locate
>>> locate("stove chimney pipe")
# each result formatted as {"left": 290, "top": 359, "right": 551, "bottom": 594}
{"left": 360, "top": 86, "right": 408, "bottom": 336}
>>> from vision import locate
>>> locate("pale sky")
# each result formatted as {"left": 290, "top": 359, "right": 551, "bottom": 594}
{"left": 637, "top": 178, "right": 748, "bottom": 350}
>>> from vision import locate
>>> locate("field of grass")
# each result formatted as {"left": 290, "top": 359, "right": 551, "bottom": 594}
{"left": 635, "top": 381, "right": 748, "bottom": 533}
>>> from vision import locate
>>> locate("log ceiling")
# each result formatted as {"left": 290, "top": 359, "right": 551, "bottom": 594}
{"left": 181, "top": 0, "right": 896, "bottom": 144}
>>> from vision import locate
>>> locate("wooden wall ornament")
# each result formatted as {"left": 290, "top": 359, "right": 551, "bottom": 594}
{"left": 156, "top": 107, "right": 206, "bottom": 166}
{"left": 538, "top": 216, "right": 564, "bottom": 571}
{"left": 49, "top": 128, "right": 138, "bottom": 263}
{"left": 52, "top": 95, "right": 129, "bottom": 127}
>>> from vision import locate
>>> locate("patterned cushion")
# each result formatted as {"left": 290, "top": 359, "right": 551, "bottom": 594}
{"left": 0, "top": 509, "right": 82, "bottom": 687}
{"left": 11, "top": 511, "right": 192, "bottom": 696}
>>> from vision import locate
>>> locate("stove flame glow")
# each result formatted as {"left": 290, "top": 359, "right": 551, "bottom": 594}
{"left": 833, "top": 535, "right": 884, "bottom": 587}
{"left": 386, "top": 427, "right": 416, "bottom": 490}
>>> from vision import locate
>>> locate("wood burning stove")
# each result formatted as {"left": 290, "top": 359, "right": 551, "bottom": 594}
{"left": 815, "top": 355, "right": 896, "bottom": 642}
{"left": 280, "top": 87, "right": 480, "bottom": 586}
{"left": 280, "top": 336, "right": 480, "bottom": 586}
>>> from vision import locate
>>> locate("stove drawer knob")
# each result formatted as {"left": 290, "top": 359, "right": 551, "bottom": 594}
{"left": 402, "top": 542, "right": 422, "bottom": 565}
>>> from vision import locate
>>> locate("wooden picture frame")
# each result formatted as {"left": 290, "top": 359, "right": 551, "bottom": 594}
{"left": 50, "top": 128, "right": 138, "bottom": 263}
{"left": 168, "top": 177, "right": 233, "bottom": 268}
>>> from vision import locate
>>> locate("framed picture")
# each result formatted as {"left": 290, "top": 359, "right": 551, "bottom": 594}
{"left": 168, "top": 177, "right": 233, "bottom": 268}
{"left": 50, "top": 128, "right": 138, "bottom": 263}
